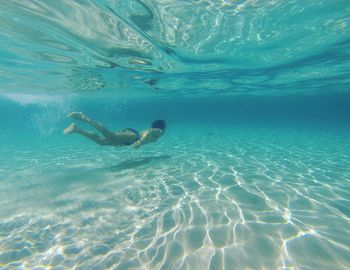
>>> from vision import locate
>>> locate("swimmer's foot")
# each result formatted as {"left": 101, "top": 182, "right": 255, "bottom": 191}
{"left": 67, "top": 112, "right": 87, "bottom": 121}
{"left": 63, "top": 123, "right": 77, "bottom": 134}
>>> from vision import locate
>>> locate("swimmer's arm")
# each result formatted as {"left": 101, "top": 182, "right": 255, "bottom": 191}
{"left": 132, "top": 128, "right": 160, "bottom": 148}
{"left": 132, "top": 129, "right": 151, "bottom": 148}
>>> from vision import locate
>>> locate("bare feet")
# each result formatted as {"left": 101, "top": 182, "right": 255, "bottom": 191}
{"left": 67, "top": 112, "right": 87, "bottom": 121}
{"left": 63, "top": 123, "right": 77, "bottom": 134}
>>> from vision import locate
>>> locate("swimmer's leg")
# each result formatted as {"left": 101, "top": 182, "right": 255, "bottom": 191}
{"left": 67, "top": 112, "right": 113, "bottom": 138}
{"left": 63, "top": 123, "right": 107, "bottom": 146}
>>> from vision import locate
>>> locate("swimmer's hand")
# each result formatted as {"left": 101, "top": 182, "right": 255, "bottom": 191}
{"left": 132, "top": 140, "right": 142, "bottom": 148}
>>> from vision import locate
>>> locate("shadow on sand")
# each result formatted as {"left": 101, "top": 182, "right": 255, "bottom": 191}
{"left": 72, "top": 155, "right": 171, "bottom": 182}
{"left": 42, "top": 156, "right": 172, "bottom": 194}
{"left": 100, "top": 155, "right": 171, "bottom": 172}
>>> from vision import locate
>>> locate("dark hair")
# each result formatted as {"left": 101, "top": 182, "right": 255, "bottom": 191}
{"left": 151, "top": 120, "right": 166, "bottom": 130}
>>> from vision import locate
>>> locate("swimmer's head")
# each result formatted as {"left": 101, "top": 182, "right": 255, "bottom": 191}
{"left": 151, "top": 120, "right": 166, "bottom": 130}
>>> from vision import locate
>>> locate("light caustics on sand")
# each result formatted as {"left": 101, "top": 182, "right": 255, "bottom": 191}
{"left": 0, "top": 129, "right": 349, "bottom": 269}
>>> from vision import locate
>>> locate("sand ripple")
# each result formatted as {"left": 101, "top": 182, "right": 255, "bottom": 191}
{"left": 0, "top": 128, "right": 349, "bottom": 269}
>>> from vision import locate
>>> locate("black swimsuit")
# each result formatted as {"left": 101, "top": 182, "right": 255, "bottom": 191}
{"left": 122, "top": 128, "right": 141, "bottom": 146}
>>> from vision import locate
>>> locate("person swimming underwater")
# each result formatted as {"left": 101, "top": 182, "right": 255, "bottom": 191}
{"left": 63, "top": 112, "right": 166, "bottom": 148}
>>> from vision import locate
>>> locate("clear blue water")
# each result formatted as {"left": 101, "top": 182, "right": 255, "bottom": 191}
{"left": 1, "top": 1, "right": 350, "bottom": 269}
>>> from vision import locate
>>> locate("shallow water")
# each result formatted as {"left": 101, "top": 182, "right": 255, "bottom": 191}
{"left": 1, "top": 1, "right": 350, "bottom": 270}
{"left": 1, "top": 100, "right": 350, "bottom": 269}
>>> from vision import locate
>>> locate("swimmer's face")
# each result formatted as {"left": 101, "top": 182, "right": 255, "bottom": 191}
{"left": 153, "top": 128, "right": 164, "bottom": 136}
{"left": 148, "top": 128, "right": 164, "bottom": 142}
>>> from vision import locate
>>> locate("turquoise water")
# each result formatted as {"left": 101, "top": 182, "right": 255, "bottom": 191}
{"left": 1, "top": 1, "right": 350, "bottom": 270}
